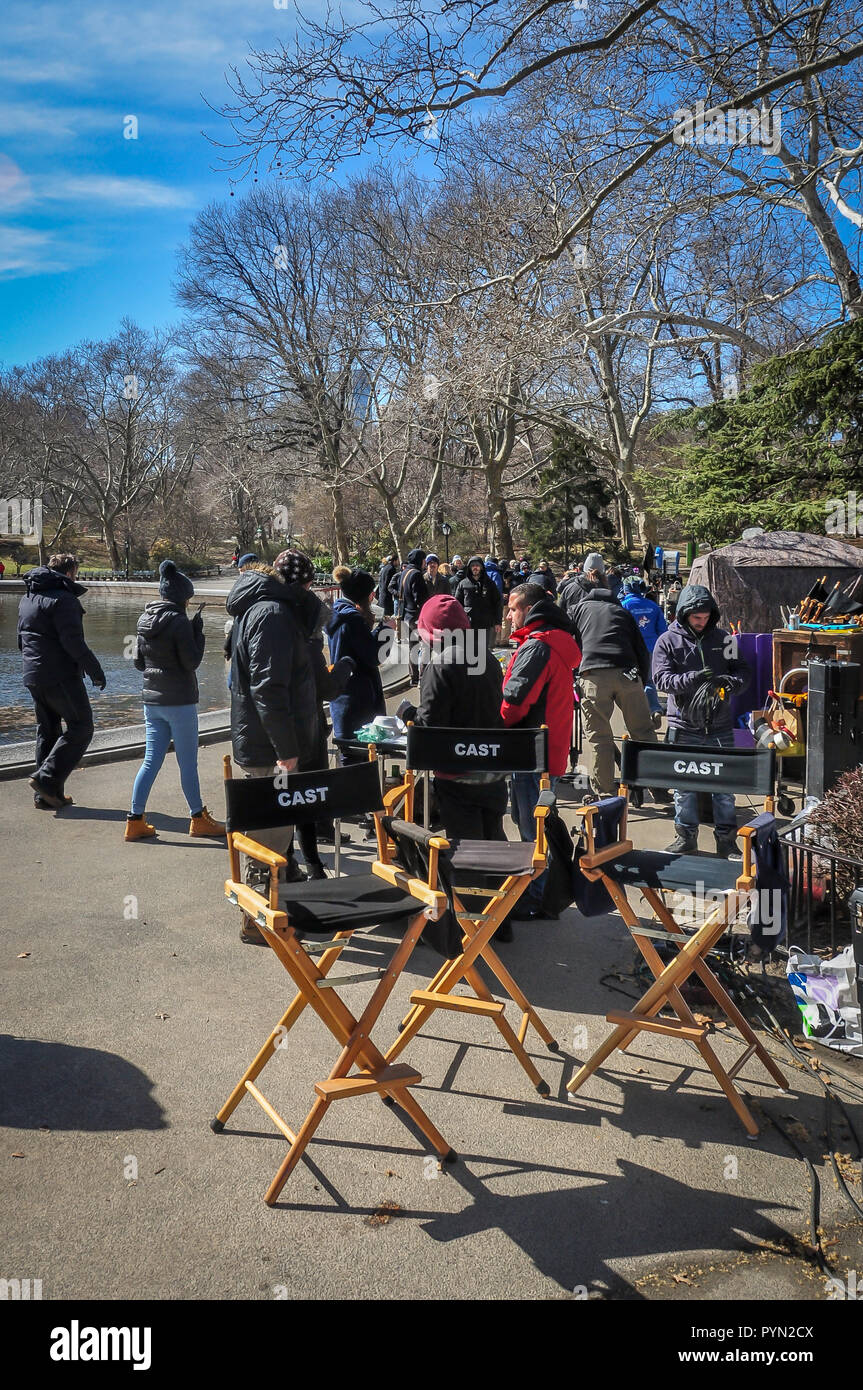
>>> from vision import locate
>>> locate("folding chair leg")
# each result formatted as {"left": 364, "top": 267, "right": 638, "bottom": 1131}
{"left": 568, "top": 884, "right": 783, "bottom": 1136}
{"left": 462, "top": 964, "right": 550, "bottom": 1095}
{"left": 264, "top": 1096, "right": 331, "bottom": 1205}
{"left": 216, "top": 911, "right": 455, "bottom": 1201}
{"left": 471, "top": 941, "right": 558, "bottom": 1050}
{"left": 213, "top": 932, "right": 354, "bottom": 1128}
{"left": 642, "top": 888, "right": 789, "bottom": 1094}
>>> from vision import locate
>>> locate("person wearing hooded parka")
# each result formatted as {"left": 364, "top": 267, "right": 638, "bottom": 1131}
{"left": 454, "top": 555, "right": 503, "bottom": 649}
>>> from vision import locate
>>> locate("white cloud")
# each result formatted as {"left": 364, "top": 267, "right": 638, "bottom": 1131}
{"left": 0, "top": 154, "right": 32, "bottom": 209}
{"left": 36, "top": 175, "right": 195, "bottom": 209}
{"left": 0, "top": 225, "right": 68, "bottom": 278}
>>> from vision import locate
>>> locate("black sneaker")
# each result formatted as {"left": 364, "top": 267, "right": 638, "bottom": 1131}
{"left": 666, "top": 831, "right": 698, "bottom": 855}
{"left": 306, "top": 862, "right": 328, "bottom": 880}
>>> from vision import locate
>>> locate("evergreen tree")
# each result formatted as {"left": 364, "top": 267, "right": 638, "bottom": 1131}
{"left": 646, "top": 321, "right": 863, "bottom": 545}
{"left": 520, "top": 429, "right": 615, "bottom": 563}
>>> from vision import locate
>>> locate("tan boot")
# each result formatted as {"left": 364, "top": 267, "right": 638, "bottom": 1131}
{"left": 125, "top": 815, "right": 156, "bottom": 841}
{"left": 189, "top": 806, "right": 226, "bottom": 838}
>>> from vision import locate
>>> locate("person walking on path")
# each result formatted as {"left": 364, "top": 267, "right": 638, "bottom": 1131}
{"left": 227, "top": 561, "right": 319, "bottom": 941}
{"left": 501, "top": 583, "right": 582, "bottom": 920}
{"left": 561, "top": 553, "right": 659, "bottom": 800}
{"left": 125, "top": 560, "right": 224, "bottom": 842}
{"left": 454, "top": 555, "right": 502, "bottom": 650}
{"left": 17, "top": 553, "right": 105, "bottom": 810}
{"left": 651, "top": 583, "right": 751, "bottom": 856}
{"left": 620, "top": 576, "right": 668, "bottom": 726}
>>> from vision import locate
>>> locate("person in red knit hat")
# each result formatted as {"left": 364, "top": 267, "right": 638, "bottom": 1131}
{"left": 408, "top": 594, "right": 508, "bottom": 842}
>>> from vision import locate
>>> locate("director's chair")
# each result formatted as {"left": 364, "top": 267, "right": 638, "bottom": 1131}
{"left": 212, "top": 755, "right": 457, "bottom": 1203}
{"left": 376, "top": 726, "right": 559, "bottom": 1096}
{"left": 566, "top": 741, "right": 789, "bottom": 1134}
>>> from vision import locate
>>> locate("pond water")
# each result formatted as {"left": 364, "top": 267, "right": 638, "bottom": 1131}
{"left": 0, "top": 589, "right": 232, "bottom": 745}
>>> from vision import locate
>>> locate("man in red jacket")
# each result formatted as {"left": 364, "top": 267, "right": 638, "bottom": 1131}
{"left": 501, "top": 583, "right": 582, "bottom": 918}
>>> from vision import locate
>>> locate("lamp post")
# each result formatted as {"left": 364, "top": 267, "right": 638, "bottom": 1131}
{"left": 441, "top": 521, "right": 452, "bottom": 564}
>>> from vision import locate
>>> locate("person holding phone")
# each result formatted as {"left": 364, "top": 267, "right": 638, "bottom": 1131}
{"left": 125, "top": 560, "right": 225, "bottom": 841}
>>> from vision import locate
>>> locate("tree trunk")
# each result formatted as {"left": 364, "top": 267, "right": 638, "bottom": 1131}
{"left": 102, "top": 517, "right": 122, "bottom": 571}
{"left": 331, "top": 486, "right": 349, "bottom": 565}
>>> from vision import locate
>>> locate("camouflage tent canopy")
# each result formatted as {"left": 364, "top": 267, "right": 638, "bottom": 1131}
{"left": 687, "top": 531, "right": 863, "bottom": 634}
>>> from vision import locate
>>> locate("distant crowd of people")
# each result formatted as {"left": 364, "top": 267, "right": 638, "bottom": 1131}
{"left": 16, "top": 543, "right": 749, "bottom": 944}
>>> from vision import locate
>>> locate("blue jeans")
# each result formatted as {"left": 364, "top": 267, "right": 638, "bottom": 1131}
{"left": 510, "top": 772, "right": 559, "bottom": 904}
{"left": 667, "top": 727, "right": 736, "bottom": 837}
{"left": 131, "top": 704, "right": 203, "bottom": 815}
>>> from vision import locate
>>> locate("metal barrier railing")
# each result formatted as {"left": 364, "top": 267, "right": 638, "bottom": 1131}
{"left": 780, "top": 824, "right": 863, "bottom": 954}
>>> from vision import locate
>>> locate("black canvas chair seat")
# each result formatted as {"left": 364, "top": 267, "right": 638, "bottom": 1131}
{"left": 449, "top": 839, "right": 536, "bottom": 878}
{"left": 273, "top": 874, "right": 426, "bottom": 935}
{"left": 607, "top": 850, "right": 739, "bottom": 895}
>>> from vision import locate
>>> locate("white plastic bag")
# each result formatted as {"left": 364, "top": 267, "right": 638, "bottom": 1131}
{"left": 787, "top": 945, "right": 863, "bottom": 1055}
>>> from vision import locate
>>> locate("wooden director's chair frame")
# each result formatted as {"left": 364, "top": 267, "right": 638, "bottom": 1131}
{"left": 212, "top": 755, "right": 456, "bottom": 1204}
{"left": 371, "top": 726, "right": 559, "bottom": 1096}
{"left": 566, "top": 740, "right": 789, "bottom": 1135}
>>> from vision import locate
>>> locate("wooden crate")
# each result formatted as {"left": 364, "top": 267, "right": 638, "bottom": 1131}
{"left": 772, "top": 629, "right": 863, "bottom": 696}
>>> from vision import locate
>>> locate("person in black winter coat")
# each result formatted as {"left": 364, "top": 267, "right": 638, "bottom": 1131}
{"left": 409, "top": 593, "right": 507, "bottom": 841}
{"left": 454, "top": 556, "right": 503, "bottom": 645}
{"left": 449, "top": 556, "right": 467, "bottom": 594}
{"left": 272, "top": 549, "right": 355, "bottom": 880}
{"left": 423, "top": 553, "right": 451, "bottom": 598}
{"left": 391, "top": 547, "right": 427, "bottom": 682}
{"left": 126, "top": 560, "right": 224, "bottom": 842}
{"left": 377, "top": 555, "right": 398, "bottom": 616}
{"left": 226, "top": 562, "right": 319, "bottom": 908}
{"left": 17, "top": 554, "right": 106, "bottom": 809}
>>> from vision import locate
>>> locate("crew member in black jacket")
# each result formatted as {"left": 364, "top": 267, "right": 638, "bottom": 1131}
{"left": 226, "top": 561, "right": 319, "bottom": 939}
{"left": 17, "top": 553, "right": 106, "bottom": 810}
{"left": 454, "top": 555, "right": 503, "bottom": 647}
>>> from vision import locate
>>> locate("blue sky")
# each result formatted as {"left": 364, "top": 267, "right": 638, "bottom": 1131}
{"left": 0, "top": 0, "right": 344, "bottom": 367}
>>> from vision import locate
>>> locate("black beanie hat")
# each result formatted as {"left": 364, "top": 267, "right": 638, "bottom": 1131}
{"left": 340, "top": 568, "right": 376, "bottom": 604}
{"left": 159, "top": 559, "right": 194, "bottom": 605}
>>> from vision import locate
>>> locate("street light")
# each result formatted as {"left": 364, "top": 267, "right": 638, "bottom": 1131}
{"left": 441, "top": 521, "right": 452, "bottom": 564}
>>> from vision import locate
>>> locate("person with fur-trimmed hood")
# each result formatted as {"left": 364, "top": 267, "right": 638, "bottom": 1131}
{"left": 651, "top": 582, "right": 751, "bottom": 857}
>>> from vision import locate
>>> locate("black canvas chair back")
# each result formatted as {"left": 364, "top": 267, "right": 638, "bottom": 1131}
{"left": 224, "top": 760, "right": 382, "bottom": 835}
{"left": 406, "top": 725, "right": 548, "bottom": 775}
{"left": 620, "top": 740, "right": 775, "bottom": 799}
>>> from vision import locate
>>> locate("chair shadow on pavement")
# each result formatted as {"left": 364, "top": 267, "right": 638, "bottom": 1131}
{"left": 258, "top": 1124, "right": 795, "bottom": 1298}
{"left": 0, "top": 1034, "right": 167, "bottom": 1131}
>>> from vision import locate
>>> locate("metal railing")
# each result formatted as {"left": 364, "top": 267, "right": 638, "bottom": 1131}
{"left": 780, "top": 823, "right": 863, "bottom": 954}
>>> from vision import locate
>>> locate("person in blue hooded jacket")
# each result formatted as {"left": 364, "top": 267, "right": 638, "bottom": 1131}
{"left": 651, "top": 583, "right": 751, "bottom": 857}
{"left": 326, "top": 567, "right": 391, "bottom": 751}
{"left": 620, "top": 576, "right": 667, "bottom": 724}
